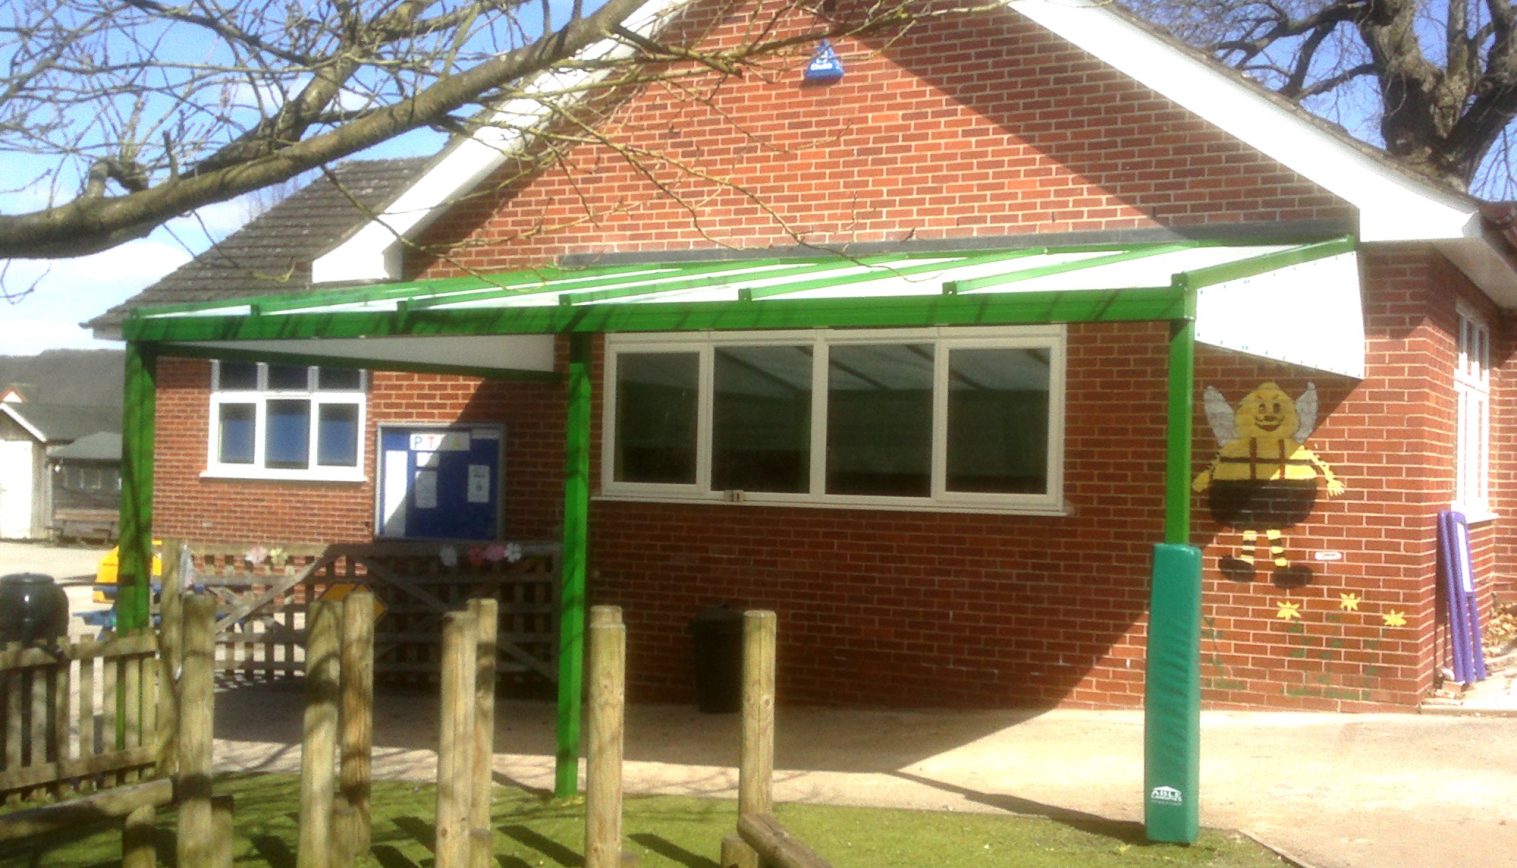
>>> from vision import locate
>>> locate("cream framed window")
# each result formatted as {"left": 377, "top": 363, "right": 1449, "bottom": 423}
{"left": 601, "top": 326, "right": 1066, "bottom": 514}
{"left": 206, "top": 361, "right": 368, "bottom": 481}
{"left": 1454, "top": 303, "right": 1492, "bottom": 518}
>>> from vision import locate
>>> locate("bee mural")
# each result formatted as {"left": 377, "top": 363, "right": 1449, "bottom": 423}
{"left": 1192, "top": 382, "right": 1345, "bottom": 586}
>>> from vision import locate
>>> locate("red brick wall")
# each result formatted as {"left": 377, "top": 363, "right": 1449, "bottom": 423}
{"left": 406, "top": 2, "right": 1351, "bottom": 274}
{"left": 143, "top": 2, "right": 1495, "bottom": 710}
{"left": 151, "top": 359, "right": 563, "bottom": 544}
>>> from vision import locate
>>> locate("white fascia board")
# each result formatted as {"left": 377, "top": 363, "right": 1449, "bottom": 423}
{"left": 1435, "top": 236, "right": 1517, "bottom": 308}
{"left": 0, "top": 403, "right": 47, "bottom": 443}
{"left": 312, "top": 0, "right": 687, "bottom": 285}
{"left": 1005, "top": 1, "right": 1478, "bottom": 244}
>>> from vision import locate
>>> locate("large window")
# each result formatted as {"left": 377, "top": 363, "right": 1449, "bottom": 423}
{"left": 1454, "top": 304, "right": 1492, "bottom": 517}
{"left": 207, "top": 361, "right": 367, "bottom": 480}
{"left": 603, "top": 327, "right": 1065, "bottom": 513}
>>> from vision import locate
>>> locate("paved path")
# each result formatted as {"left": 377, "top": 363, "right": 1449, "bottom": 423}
{"left": 211, "top": 687, "right": 1517, "bottom": 868}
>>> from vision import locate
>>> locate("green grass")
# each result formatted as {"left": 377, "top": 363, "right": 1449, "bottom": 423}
{"left": 2, "top": 774, "right": 1284, "bottom": 867}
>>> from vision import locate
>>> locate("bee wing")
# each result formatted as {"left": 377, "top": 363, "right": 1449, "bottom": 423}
{"left": 1294, "top": 382, "right": 1319, "bottom": 441}
{"left": 1203, "top": 385, "right": 1235, "bottom": 446}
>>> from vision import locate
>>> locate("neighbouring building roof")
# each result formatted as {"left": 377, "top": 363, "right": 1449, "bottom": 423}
{"left": 49, "top": 431, "right": 123, "bottom": 462}
{"left": 0, "top": 349, "right": 124, "bottom": 408}
{"left": 0, "top": 401, "right": 122, "bottom": 445}
{"left": 88, "top": 157, "right": 430, "bottom": 336}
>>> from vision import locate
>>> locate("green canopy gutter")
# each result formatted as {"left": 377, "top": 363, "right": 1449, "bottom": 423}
{"left": 117, "top": 237, "right": 1359, "bottom": 842}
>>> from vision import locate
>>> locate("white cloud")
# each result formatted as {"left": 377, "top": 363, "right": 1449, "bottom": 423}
{"left": 2, "top": 235, "right": 195, "bottom": 353}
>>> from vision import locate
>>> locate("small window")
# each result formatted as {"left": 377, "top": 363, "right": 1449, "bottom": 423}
{"left": 207, "top": 361, "right": 368, "bottom": 481}
{"left": 1454, "top": 304, "right": 1492, "bottom": 517}
{"left": 603, "top": 327, "right": 1065, "bottom": 513}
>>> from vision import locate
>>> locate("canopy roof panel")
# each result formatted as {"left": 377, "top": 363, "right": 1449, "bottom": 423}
{"left": 126, "top": 238, "right": 1363, "bottom": 378}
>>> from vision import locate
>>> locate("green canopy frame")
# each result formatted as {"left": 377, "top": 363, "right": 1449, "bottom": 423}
{"left": 113, "top": 237, "right": 1357, "bottom": 843}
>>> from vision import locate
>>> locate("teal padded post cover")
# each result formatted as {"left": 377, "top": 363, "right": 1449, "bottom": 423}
{"left": 1144, "top": 542, "right": 1201, "bottom": 843}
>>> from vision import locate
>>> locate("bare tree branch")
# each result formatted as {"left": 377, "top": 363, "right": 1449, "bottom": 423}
{"left": 0, "top": 0, "right": 930, "bottom": 259}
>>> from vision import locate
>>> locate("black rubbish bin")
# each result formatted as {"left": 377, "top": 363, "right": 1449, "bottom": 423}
{"left": 688, "top": 605, "right": 744, "bottom": 713}
{"left": 0, "top": 573, "right": 70, "bottom": 645}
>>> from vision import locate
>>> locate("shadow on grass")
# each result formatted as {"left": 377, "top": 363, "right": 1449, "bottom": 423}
{"left": 501, "top": 823, "right": 582, "bottom": 866}
{"left": 251, "top": 832, "right": 296, "bottom": 867}
{"left": 371, "top": 843, "right": 423, "bottom": 868}
{"left": 392, "top": 814, "right": 437, "bottom": 852}
{"left": 629, "top": 831, "right": 719, "bottom": 867}
{"left": 888, "top": 770, "right": 1148, "bottom": 845}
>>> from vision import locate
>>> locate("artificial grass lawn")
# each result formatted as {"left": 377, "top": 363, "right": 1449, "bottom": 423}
{"left": 2, "top": 773, "right": 1285, "bottom": 867}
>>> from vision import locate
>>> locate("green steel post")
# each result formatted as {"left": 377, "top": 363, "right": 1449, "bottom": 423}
{"left": 1163, "top": 311, "right": 1195, "bottom": 545}
{"left": 117, "top": 342, "right": 157, "bottom": 632}
{"left": 1145, "top": 296, "right": 1200, "bottom": 843}
{"left": 555, "top": 332, "right": 593, "bottom": 798}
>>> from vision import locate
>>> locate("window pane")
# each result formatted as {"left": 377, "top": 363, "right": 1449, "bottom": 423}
{"left": 265, "top": 399, "right": 311, "bottom": 469}
{"left": 946, "top": 348, "right": 1050, "bottom": 493}
{"left": 712, "top": 346, "right": 811, "bottom": 492}
{"left": 217, "top": 361, "right": 257, "bottom": 390}
{"left": 615, "top": 352, "right": 698, "bottom": 484}
{"left": 318, "top": 367, "right": 363, "bottom": 390}
{"left": 317, "top": 404, "right": 360, "bottom": 467}
{"left": 826, "top": 344, "right": 932, "bottom": 496}
{"left": 267, "top": 364, "right": 309, "bottom": 390}
{"left": 218, "top": 403, "right": 256, "bottom": 464}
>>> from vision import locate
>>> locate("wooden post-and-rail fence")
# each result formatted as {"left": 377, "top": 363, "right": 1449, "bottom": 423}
{"left": 0, "top": 593, "right": 232, "bottom": 867}
{"left": 433, "top": 598, "right": 499, "bottom": 868}
{"left": 722, "top": 611, "right": 832, "bottom": 868}
{"left": 295, "top": 590, "right": 377, "bottom": 868}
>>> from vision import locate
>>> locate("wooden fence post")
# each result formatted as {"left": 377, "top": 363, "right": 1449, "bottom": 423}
{"left": 121, "top": 802, "right": 156, "bottom": 868}
{"left": 436, "top": 610, "right": 477, "bottom": 868}
{"left": 467, "top": 598, "right": 498, "bottom": 868}
{"left": 728, "top": 610, "right": 777, "bottom": 868}
{"left": 177, "top": 594, "right": 216, "bottom": 867}
{"left": 338, "top": 590, "right": 375, "bottom": 860}
{"left": 156, "top": 538, "right": 184, "bottom": 778}
{"left": 298, "top": 599, "right": 342, "bottom": 868}
{"left": 585, "top": 606, "right": 627, "bottom": 868}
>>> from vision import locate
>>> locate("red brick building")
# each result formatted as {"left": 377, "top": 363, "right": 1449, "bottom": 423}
{"left": 96, "top": 0, "right": 1515, "bottom": 720}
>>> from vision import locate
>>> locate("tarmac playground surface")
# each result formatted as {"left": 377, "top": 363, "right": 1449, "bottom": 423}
{"left": 4, "top": 540, "right": 1515, "bottom": 868}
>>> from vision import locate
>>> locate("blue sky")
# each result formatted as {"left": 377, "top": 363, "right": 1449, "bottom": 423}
{"left": 0, "top": 126, "right": 448, "bottom": 355}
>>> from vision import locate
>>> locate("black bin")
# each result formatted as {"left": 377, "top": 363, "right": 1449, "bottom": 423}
{"left": 0, "top": 573, "right": 70, "bottom": 645}
{"left": 688, "top": 605, "right": 744, "bottom": 713}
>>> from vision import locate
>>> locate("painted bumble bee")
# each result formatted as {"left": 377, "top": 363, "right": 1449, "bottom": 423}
{"left": 1192, "top": 382, "right": 1345, "bottom": 586}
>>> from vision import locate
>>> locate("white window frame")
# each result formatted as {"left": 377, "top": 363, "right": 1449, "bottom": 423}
{"left": 205, "top": 361, "right": 369, "bottom": 482}
{"left": 1454, "top": 303, "right": 1493, "bottom": 520}
{"left": 600, "top": 326, "right": 1067, "bottom": 514}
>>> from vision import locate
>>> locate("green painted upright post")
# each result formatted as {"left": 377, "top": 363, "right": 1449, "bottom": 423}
{"left": 1145, "top": 303, "right": 1201, "bottom": 843}
{"left": 555, "top": 332, "right": 593, "bottom": 798}
{"left": 117, "top": 342, "right": 157, "bottom": 633}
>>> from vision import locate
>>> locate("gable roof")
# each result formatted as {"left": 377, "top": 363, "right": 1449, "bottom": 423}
{"left": 49, "top": 431, "right": 123, "bottom": 462}
{"left": 89, "top": 157, "right": 430, "bottom": 337}
{"left": 0, "top": 401, "right": 122, "bottom": 444}
{"left": 310, "top": 0, "right": 1517, "bottom": 304}
{"left": 0, "top": 349, "right": 124, "bottom": 408}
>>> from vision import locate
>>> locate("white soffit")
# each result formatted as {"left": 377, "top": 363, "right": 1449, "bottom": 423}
{"left": 311, "top": 0, "right": 684, "bottom": 285}
{"left": 1006, "top": 1, "right": 1479, "bottom": 244}
{"left": 1195, "top": 251, "right": 1365, "bottom": 378}
{"left": 171, "top": 335, "right": 556, "bottom": 374}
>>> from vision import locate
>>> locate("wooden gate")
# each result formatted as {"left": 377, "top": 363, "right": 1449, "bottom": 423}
{"left": 183, "top": 541, "right": 560, "bottom": 684}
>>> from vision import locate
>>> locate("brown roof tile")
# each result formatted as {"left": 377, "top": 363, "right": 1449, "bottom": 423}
{"left": 88, "top": 157, "right": 429, "bottom": 334}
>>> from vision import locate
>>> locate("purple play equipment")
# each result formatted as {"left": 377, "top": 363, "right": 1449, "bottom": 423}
{"left": 1437, "top": 511, "right": 1488, "bottom": 684}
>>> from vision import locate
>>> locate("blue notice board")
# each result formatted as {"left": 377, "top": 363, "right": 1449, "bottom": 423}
{"left": 376, "top": 425, "right": 503, "bottom": 540}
